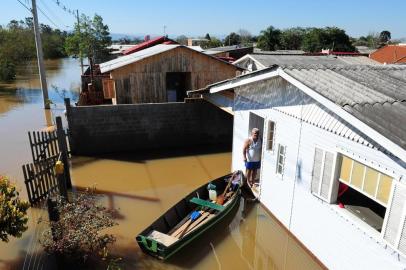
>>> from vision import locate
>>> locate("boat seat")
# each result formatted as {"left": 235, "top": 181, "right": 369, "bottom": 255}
{"left": 148, "top": 230, "right": 178, "bottom": 247}
{"left": 189, "top": 197, "right": 225, "bottom": 211}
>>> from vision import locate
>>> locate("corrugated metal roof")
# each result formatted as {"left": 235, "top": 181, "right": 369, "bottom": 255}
{"left": 283, "top": 65, "right": 406, "bottom": 150}
{"left": 122, "top": 36, "right": 177, "bottom": 55}
{"left": 247, "top": 54, "right": 379, "bottom": 67}
{"left": 100, "top": 44, "right": 179, "bottom": 73}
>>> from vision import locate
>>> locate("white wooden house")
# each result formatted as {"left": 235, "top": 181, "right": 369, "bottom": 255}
{"left": 190, "top": 65, "right": 406, "bottom": 269}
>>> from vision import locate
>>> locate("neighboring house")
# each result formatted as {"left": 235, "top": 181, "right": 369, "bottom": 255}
{"left": 122, "top": 36, "right": 177, "bottom": 56}
{"left": 234, "top": 54, "right": 380, "bottom": 72}
{"left": 370, "top": 44, "right": 406, "bottom": 64}
{"left": 205, "top": 45, "right": 254, "bottom": 61}
{"left": 190, "top": 65, "right": 406, "bottom": 269}
{"left": 356, "top": 46, "right": 377, "bottom": 56}
{"left": 99, "top": 44, "right": 241, "bottom": 104}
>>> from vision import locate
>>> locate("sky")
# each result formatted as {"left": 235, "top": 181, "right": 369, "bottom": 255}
{"left": 3, "top": 0, "right": 406, "bottom": 39}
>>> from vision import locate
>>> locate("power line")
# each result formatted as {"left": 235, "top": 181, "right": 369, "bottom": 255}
{"left": 50, "top": 0, "right": 77, "bottom": 17}
{"left": 36, "top": 4, "right": 61, "bottom": 29}
{"left": 39, "top": 0, "right": 70, "bottom": 29}
{"left": 16, "top": 0, "right": 31, "bottom": 12}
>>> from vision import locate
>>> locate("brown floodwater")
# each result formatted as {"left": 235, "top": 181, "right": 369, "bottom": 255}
{"left": 0, "top": 58, "right": 323, "bottom": 270}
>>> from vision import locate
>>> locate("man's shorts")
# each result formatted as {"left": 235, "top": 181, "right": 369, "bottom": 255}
{"left": 245, "top": 161, "right": 261, "bottom": 170}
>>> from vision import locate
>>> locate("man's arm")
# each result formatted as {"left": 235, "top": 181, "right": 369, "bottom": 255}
{"left": 243, "top": 139, "right": 249, "bottom": 162}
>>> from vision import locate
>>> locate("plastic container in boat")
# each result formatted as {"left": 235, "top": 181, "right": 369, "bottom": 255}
{"left": 209, "top": 189, "right": 217, "bottom": 201}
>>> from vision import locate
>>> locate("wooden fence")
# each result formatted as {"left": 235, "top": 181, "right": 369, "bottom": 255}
{"left": 28, "top": 130, "right": 59, "bottom": 164}
{"left": 23, "top": 116, "right": 71, "bottom": 205}
{"left": 22, "top": 159, "right": 59, "bottom": 205}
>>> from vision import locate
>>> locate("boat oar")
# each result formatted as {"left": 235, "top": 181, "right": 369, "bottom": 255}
{"left": 177, "top": 210, "right": 202, "bottom": 238}
{"left": 216, "top": 172, "right": 237, "bottom": 205}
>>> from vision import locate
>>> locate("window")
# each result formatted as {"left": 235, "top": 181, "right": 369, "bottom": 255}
{"left": 338, "top": 155, "right": 393, "bottom": 206}
{"left": 311, "top": 148, "right": 338, "bottom": 203}
{"left": 276, "top": 144, "right": 286, "bottom": 176}
{"left": 266, "top": 121, "right": 276, "bottom": 151}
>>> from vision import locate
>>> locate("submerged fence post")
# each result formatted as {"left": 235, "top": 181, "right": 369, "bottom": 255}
{"left": 56, "top": 116, "right": 72, "bottom": 189}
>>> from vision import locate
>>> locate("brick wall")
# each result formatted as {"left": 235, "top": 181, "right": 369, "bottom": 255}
{"left": 65, "top": 99, "right": 232, "bottom": 155}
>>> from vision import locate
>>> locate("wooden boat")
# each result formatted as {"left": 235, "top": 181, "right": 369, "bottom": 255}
{"left": 136, "top": 171, "right": 243, "bottom": 260}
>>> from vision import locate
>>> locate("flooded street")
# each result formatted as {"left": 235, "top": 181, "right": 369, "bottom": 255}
{"left": 0, "top": 58, "right": 323, "bottom": 270}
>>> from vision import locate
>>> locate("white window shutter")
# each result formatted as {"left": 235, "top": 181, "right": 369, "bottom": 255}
{"left": 383, "top": 183, "right": 406, "bottom": 249}
{"left": 311, "top": 148, "right": 338, "bottom": 203}
{"left": 311, "top": 148, "right": 323, "bottom": 195}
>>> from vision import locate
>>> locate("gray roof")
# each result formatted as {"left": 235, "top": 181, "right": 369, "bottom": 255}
{"left": 247, "top": 54, "right": 379, "bottom": 67}
{"left": 253, "top": 48, "right": 306, "bottom": 54}
{"left": 283, "top": 65, "right": 406, "bottom": 150}
{"left": 100, "top": 44, "right": 179, "bottom": 73}
{"left": 206, "top": 45, "right": 252, "bottom": 52}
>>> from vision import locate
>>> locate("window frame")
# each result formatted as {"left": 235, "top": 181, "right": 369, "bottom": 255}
{"left": 266, "top": 120, "right": 276, "bottom": 152}
{"left": 276, "top": 144, "right": 286, "bottom": 177}
{"left": 338, "top": 155, "right": 392, "bottom": 207}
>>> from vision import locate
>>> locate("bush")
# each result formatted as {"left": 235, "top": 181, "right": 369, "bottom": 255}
{"left": 39, "top": 188, "right": 117, "bottom": 264}
{"left": 0, "top": 60, "right": 16, "bottom": 81}
{"left": 0, "top": 176, "right": 29, "bottom": 242}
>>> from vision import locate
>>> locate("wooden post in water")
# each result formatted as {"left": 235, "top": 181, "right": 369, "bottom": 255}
{"left": 31, "top": 0, "right": 50, "bottom": 109}
{"left": 56, "top": 116, "right": 72, "bottom": 188}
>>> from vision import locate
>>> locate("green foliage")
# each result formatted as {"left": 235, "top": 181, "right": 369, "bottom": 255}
{"left": 302, "top": 27, "right": 355, "bottom": 52}
{"left": 0, "top": 18, "right": 67, "bottom": 81}
{"left": 352, "top": 33, "right": 379, "bottom": 48}
{"left": 257, "top": 26, "right": 281, "bottom": 51}
{"left": 379, "top": 30, "right": 391, "bottom": 45}
{"left": 0, "top": 176, "right": 29, "bottom": 242}
{"left": 223, "top": 32, "right": 241, "bottom": 46}
{"left": 0, "top": 60, "right": 16, "bottom": 81}
{"left": 201, "top": 36, "right": 223, "bottom": 49}
{"left": 238, "top": 29, "right": 253, "bottom": 46}
{"left": 39, "top": 188, "right": 117, "bottom": 263}
{"left": 280, "top": 27, "right": 306, "bottom": 50}
{"left": 65, "top": 14, "right": 111, "bottom": 64}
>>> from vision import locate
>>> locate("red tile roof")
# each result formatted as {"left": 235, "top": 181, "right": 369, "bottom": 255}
{"left": 122, "top": 36, "right": 177, "bottom": 55}
{"left": 370, "top": 45, "right": 406, "bottom": 64}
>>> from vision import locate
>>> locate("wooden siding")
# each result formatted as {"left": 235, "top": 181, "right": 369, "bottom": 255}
{"left": 110, "top": 47, "right": 239, "bottom": 104}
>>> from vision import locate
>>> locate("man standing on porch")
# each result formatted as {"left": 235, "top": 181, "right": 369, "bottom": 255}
{"left": 243, "top": 128, "right": 262, "bottom": 187}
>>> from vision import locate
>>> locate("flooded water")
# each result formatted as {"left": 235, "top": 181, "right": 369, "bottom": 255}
{"left": 0, "top": 58, "right": 324, "bottom": 270}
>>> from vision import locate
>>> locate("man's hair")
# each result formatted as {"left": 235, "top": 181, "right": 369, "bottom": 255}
{"left": 252, "top": 128, "right": 260, "bottom": 134}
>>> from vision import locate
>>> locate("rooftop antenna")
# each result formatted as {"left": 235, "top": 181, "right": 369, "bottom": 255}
{"left": 163, "top": 25, "right": 167, "bottom": 37}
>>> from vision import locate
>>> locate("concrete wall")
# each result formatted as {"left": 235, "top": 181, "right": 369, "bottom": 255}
{"left": 231, "top": 78, "right": 406, "bottom": 270}
{"left": 65, "top": 99, "right": 233, "bottom": 155}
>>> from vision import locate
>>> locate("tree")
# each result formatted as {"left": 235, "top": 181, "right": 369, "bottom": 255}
{"left": 204, "top": 33, "right": 211, "bottom": 41}
{"left": 65, "top": 14, "right": 112, "bottom": 64}
{"left": 238, "top": 29, "right": 253, "bottom": 46}
{"left": 379, "top": 30, "right": 391, "bottom": 45}
{"left": 39, "top": 189, "right": 117, "bottom": 264}
{"left": 223, "top": 32, "right": 241, "bottom": 46}
{"left": 202, "top": 37, "right": 223, "bottom": 49}
{"left": 0, "top": 176, "right": 29, "bottom": 242}
{"left": 256, "top": 26, "right": 281, "bottom": 51}
{"left": 280, "top": 27, "right": 306, "bottom": 50}
{"left": 302, "top": 27, "right": 355, "bottom": 52}
{"left": 175, "top": 35, "right": 188, "bottom": 45}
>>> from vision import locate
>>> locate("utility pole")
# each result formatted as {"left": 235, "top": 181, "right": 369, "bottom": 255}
{"left": 76, "top": 9, "right": 84, "bottom": 75}
{"left": 31, "top": 0, "right": 50, "bottom": 109}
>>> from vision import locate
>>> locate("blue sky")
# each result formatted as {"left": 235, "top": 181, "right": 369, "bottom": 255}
{"left": 3, "top": 0, "right": 406, "bottom": 39}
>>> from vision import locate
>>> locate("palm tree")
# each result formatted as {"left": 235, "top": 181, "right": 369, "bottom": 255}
{"left": 257, "top": 26, "right": 281, "bottom": 51}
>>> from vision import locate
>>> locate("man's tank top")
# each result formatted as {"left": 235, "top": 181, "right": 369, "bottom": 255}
{"left": 247, "top": 137, "right": 262, "bottom": 162}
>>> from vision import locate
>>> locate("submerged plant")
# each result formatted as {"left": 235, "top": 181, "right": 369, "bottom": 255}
{"left": 39, "top": 188, "right": 117, "bottom": 263}
{"left": 0, "top": 175, "right": 29, "bottom": 242}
